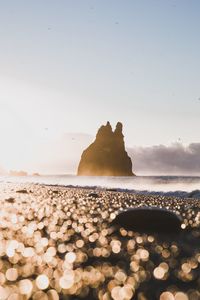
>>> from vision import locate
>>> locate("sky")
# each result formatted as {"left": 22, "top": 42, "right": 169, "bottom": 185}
{"left": 0, "top": 0, "right": 200, "bottom": 174}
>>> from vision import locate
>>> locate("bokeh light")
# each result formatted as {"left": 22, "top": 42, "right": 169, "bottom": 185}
{"left": 0, "top": 182, "right": 199, "bottom": 299}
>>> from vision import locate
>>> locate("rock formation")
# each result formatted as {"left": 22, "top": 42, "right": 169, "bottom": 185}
{"left": 112, "top": 207, "right": 182, "bottom": 233}
{"left": 77, "top": 122, "right": 134, "bottom": 176}
{"left": 9, "top": 170, "right": 28, "bottom": 176}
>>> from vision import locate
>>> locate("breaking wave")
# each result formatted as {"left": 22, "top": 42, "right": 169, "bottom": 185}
{"left": 1, "top": 175, "right": 200, "bottom": 199}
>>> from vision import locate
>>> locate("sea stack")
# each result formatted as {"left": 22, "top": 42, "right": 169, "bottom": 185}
{"left": 77, "top": 122, "right": 134, "bottom": 176}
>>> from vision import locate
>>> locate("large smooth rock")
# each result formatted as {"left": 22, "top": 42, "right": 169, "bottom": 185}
{"left": 112, "top": 207, "right": 183, "bottom": 233}
{"left": 77, "top": 121, "right": 134, "bottom": 176}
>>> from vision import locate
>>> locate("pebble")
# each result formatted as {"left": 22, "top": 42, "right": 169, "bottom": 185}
{"left": 0, "top": 182, "right": 199, "bottom": 299}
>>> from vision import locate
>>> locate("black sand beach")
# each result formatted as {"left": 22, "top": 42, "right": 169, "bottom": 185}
{"left": 0, "top": 183, "right": 199, "bottom": 299}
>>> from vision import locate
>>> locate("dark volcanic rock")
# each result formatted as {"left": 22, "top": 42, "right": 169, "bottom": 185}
{"left": 5, "top": 197, "right": 15, "bottom": 203}
{"left": 16, "top": 189, "right": 28, "bottom": 194}
{"left": 112, "top": 207, "right": 183, "bottom": 233}
{"left": 77, "top": 122, "right": 134, "bottom": 176}
{"left": 88, "top": 192, "right": 99, "bottom": 198}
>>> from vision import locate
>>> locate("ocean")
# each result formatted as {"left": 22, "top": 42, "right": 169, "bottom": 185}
{"left": 1, "top": 175, "right": 200, "bottom": 198}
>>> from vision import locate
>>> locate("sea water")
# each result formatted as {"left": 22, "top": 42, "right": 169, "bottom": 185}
{"left": 1, "top": 175, "right": 200, "bottom": 198}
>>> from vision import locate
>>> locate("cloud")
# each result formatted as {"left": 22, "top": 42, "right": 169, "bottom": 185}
{"left": 0, "top": 165, "right": 6, "bottom": 175}
{"left": 128, "top": 143, "right": 200, "bottom": 175}
{"left": 1, "top": 129, "right": 200, "bottom": 176}
{"left": 35, "top": 133, "right": 93, "bottom": 174}
{"left": 0, "top": 132, "right": 93, "bottom": 175}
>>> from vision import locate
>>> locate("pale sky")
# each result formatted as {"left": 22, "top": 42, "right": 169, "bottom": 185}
{"left": 0, "top": 0, "right": 200, "bottom": 173}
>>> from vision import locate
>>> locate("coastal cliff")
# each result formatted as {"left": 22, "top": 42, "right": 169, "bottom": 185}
{"left": 77, "top": 122, "right": 134, "bottom": 176}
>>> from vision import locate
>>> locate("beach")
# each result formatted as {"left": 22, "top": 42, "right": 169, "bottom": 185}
{"left": 0, "top": 182, "right": 199, "bottom": 300}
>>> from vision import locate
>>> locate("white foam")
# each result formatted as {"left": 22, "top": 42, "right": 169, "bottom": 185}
{"left": 1, "top": 175, "right": 200, "bottom": 198}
